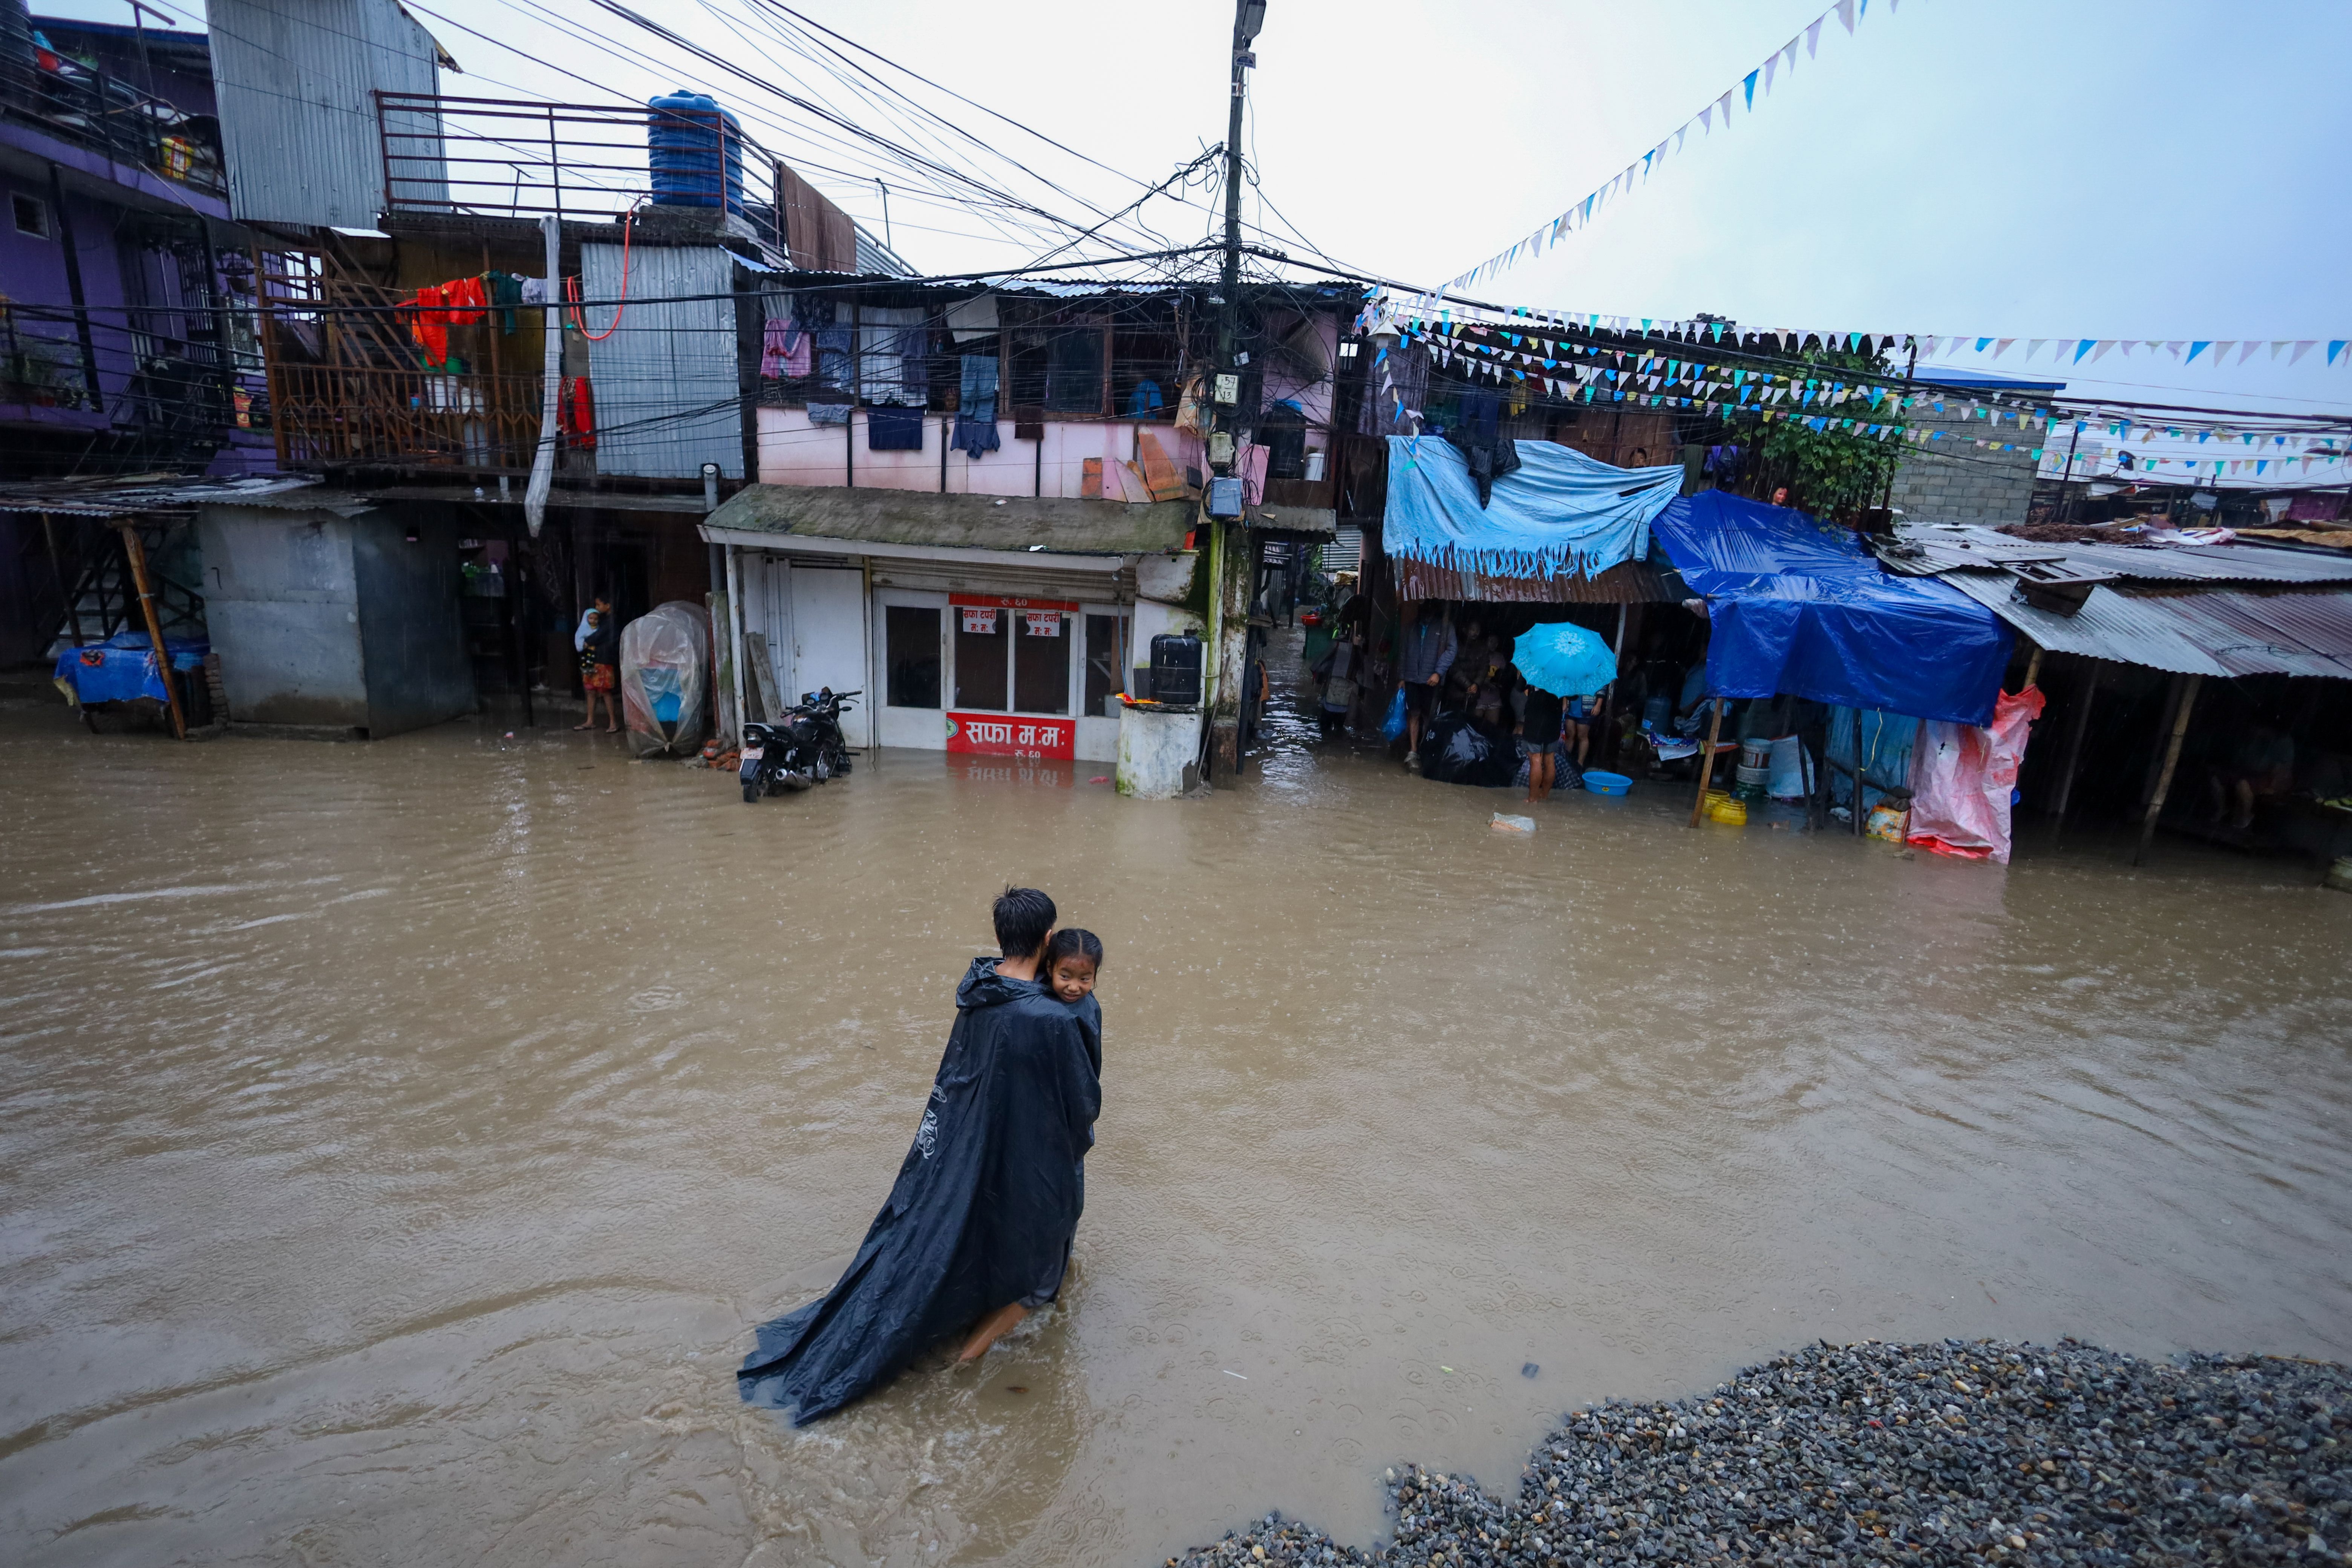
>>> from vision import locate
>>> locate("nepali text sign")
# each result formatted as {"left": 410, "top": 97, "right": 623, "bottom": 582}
{"left": 946, "top": 712, "right": 1075, "bottom": 760}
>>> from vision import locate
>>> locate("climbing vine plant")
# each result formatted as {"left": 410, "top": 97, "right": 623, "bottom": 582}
{"left": 1750, "top": 341, "right": 1909, "bottom": 517}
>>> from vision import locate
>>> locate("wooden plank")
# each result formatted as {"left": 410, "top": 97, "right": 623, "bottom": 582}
{"left": 1687, "top": 697, "right": 1726, "bottom": 828}
{"left": 2134, "top": 673, "right": 2200, "bottom": 867}
{"left": 743, "top": 630, "right": 782, "bottom": 722}
{"left": 1137, "top": 430, "right": 1186, "bottom": 501}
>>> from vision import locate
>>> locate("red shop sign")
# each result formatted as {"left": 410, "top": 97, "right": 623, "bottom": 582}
{"left": 945, "top": 712, "right": 1076, "bottom": 760}
{"left": 948, "top": 591, "right": 1080, "bottom": 612}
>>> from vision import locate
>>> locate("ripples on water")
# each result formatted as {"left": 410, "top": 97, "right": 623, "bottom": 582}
{"left": 1, "top": 660, "right": 2347, "bottom": 1565}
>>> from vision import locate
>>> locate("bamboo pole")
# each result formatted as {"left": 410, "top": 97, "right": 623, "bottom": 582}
{"left": 1687, "top": 696, "right": 1726, "bottom": 827}
{"left": 2050, "top": 660, "right": 2098, "bottom": 828}
{"left": 2133, "top": 673, "right": 2200, "bottom": 868}
{"left": 118, "top": 522, "right": 186, "bottom": 739}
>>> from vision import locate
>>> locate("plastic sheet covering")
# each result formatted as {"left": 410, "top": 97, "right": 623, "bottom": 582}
{"left": 1420, "top": 714, "right": 1519, "bottom": 787}
{"left": 52, "top": 631, "right": 207, "bottom": 705}
{"left": 619, "top": 600, "right": 711, "bottom": 756}
{"left": 740, "top": 959, "right": 1099, "bottom": 1424}
{"left": 1652, "top": 491, "right": 2012, "bottom": 726}
{"left": 1825, "top": 707, "right": 1918, "bottom": 813}
{"left": 1906, "top": 686, "right": 2046, "bottom": 865}
{"left": 1382, "top": 436, "right": 1681, "bottom": 580}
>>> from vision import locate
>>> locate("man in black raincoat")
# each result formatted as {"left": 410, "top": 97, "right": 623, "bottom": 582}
{"left": 738, "top": 887, "right": 1100, "bottom": 1424}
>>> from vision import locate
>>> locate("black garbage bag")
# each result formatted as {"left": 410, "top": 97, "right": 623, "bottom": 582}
{"left": 1421, "top": 712, "right": 1519, "bottom": 787}
{"left": 738, "top": 958, "right": 1101, "bottom": 1424}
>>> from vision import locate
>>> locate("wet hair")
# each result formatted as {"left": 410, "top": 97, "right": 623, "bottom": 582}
{"left": 992, "top": 886, "right": 1057, "bottom": 959}
{"left": 1046, "top": 928, "right": 1103, "bottom": 972}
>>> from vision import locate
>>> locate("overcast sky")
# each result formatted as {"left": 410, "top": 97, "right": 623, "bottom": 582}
{"left": 43, "top": 0, "right": 2352, "bottom": 451}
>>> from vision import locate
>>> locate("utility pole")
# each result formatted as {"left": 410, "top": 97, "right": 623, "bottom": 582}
{"left": 1200, "top": 0, "right": 1264, "bottom": 782}
{"left": 1211, "top": 0, "right": 1264, "bottom": 477}
{"left": 2053, "top": 417, "right": 2083, "bottom": 524}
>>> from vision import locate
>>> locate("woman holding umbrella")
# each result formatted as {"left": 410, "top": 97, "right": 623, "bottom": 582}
{"left": 1511, "top": 621, "right": 1619, "bottom": 804}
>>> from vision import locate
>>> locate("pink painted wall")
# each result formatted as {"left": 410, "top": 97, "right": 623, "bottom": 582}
{"left": 756, "top": 409, "right": 1205, "bottom": 501}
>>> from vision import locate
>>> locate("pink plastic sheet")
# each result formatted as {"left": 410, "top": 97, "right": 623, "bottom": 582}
{"left": 1905, "top": 686, "right": 2046, "bottom": 865}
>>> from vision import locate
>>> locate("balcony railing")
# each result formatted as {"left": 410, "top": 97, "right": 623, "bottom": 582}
{"left": 253, "top": 252, "right": 549, "bottom": 474}
{"left": 375, "top": 91, "right": 779, "bottom": 237}
{"left": 0, "top": 52, "right": 224, "bottom": 196}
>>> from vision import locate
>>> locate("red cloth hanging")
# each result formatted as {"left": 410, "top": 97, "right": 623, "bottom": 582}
{"left": 443, "top": 276, "right": 488, "bottom": 325}
{"left": 404, "top": 283, "right": 451, "bottom": 368}
{"left": 560, "top": 376, "right": 596, "bottom": 450}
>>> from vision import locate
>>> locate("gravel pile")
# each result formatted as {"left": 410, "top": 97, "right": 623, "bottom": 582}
{"left": 1169, "top": 1339, "right": 2351, "bottom": 1567}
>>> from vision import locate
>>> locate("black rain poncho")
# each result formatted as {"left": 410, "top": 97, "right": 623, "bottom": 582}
{"left": 738, "top": 957, "right": 1101, "bottom": 1424}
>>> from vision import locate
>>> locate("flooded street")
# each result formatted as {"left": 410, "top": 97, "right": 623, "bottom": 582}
{"left": 3, "top": 668, "right": 2349, "bottom": 1568}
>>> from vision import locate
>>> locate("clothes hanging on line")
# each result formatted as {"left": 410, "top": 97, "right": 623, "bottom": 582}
{"left": 954, "top": 354, "right": 1000, "bottom": 458}
{"left": 857, "top": 306, "right": 927, "bottom": 406}
{"left": 866, "top": 404, "right": 925, "bottom": 451}
{"left": 806, "top": 402, "right": 854, "bottom": 426}
{"left": 762, "top": 315, "right": 811, "bottom": 380}
{"left": 559, "top": 376, "right": 596, "bottom": 449}
{"left": 485, "top": 271, "right": 523, "bottom": 334}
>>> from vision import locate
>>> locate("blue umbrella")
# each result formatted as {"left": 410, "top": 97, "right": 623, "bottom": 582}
{"left": 1511, "top": 622, "right": 1617, "bottom": 698}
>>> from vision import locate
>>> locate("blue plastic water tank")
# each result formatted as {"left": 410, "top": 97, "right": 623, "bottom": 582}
{"left": 647, "top": 90, "right": 744, "bottom": 216}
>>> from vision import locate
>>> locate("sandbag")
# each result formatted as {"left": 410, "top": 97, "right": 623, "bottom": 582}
{"left": 1905, "top": 686, "right": 2046, "bottom": 865}
{"left": 1421, "top": 714, "right": 1519, "bottom": 788}
{"left": 620, "top": 600, "right": 711, "bottom": 757}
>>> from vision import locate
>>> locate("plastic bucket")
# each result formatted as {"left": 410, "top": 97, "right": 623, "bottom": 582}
{"left": 1708, "top": 798, "right": 1749, "bottom": 826}
{"left": 1583, "top": 770, "right": 1631, "bottom": 796}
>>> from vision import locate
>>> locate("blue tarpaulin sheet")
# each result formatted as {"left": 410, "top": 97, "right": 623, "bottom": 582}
{"left": 54, "top": 631, "right": 207, "bottom": 705}
{"left": 1652, "top": 491, "right": 2012, "bottom": 727}
{"left": 1383, "top": 435, "right": 1682, "bottom": 580}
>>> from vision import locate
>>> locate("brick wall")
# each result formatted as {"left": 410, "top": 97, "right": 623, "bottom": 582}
{"left": 1887, "top": 402, "right": 2053, "bottom": 526}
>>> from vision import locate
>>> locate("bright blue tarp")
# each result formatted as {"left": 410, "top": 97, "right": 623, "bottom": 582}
{"left": 1652, "top": 491, "right": 2012, "bottom": 728}
{"left": 1383, "top": 436, "right": 1683, "bottom": 580}
{"left": 54, "top": 631, "right": 207, "bottom": 705}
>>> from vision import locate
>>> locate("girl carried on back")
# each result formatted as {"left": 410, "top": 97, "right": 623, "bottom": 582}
{"left": 1044, "top": 928, "right": 1104, "bottom": 1078}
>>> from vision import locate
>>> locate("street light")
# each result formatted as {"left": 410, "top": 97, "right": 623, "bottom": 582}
{"left": 1236, "top": 0, "right": 1266, "bottom": 46}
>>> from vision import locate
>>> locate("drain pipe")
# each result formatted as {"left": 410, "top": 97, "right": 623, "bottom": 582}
{"left": 524, "top": 213, "right": 562, "bottom": 539}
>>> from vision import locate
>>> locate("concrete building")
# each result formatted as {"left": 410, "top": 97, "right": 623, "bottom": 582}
{"left": 1886, "top": 367, "right": 2066, "bottom": 527}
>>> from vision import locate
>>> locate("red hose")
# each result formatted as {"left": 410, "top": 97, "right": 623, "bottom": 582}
{"left": 567, "top": 204, "right": 637, "bottom": 342}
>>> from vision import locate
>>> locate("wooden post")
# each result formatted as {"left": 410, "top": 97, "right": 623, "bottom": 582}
{"left": 1687, "top": 696, "right": 1726, "bottom": 827}
{"left": 2134, "top": 673, "right": 2200, "bottom": 867}
{"left": 2136, "top": 674, "right": 2186, "bottom": 821}
{"left": 2050, "top": 660, "right": 2098, "bottom": 828}
{"left": 41, "top": 513, "right": 86, "bottom": 647}
{"left": 2020, "top": 645, "right": 2043, "bottom": 691}
{"left": 117, "top": 522, "right": 186, "bottom": 739}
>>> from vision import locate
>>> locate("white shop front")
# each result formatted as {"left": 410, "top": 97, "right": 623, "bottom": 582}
{"left": 700, "top": 489, "right": 1202, "bottom": 766}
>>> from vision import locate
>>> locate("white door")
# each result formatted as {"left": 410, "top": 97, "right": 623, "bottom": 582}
{"left": 789, "top": 567, "right": 870, "bottom": 745}
{"left": 872, "top": 588, "right": 951, "bottom": 750}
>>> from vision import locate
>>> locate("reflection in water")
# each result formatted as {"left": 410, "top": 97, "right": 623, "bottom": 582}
{"left": 1, "top": 653, "right": 2348, "bottom": 1566}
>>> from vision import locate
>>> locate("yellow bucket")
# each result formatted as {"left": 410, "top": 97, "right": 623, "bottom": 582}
{"left": 1708, "top": 798, "right": 1748, "bottom": 826}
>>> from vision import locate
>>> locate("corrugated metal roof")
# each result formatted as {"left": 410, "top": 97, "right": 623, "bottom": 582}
{"left": 210, "top": 0, "right": 446, "bottom": 227}
{"left": 1941, "top": 571, "right": 2352, "bottom": 679}
{"left": 1394, "top": 557, "right": 1667, "bottom": 605}
{"left": 0, "top": 475, "right": 332, "bottom": 516}
{"left": 583, "top": 242, "right": 744, "bottom": 480}
{"left": 1893, "top": 522, "right": 2352, "bottom": 584}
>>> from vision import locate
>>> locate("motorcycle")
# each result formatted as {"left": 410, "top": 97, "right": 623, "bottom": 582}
{"left": 740, "top": 688, "right": 858, "bottom": 803}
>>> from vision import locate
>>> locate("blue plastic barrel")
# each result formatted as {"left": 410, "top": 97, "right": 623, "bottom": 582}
{"left": 647, "top": 90, "right": 744, "bottom": 216}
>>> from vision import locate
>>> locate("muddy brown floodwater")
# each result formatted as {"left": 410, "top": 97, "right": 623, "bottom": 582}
{"left": 2, "top": 660, "right": 2349, "bottom": 1568}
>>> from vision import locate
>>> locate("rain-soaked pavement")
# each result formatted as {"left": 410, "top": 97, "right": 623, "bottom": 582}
{"left": 3, "top": 646, "right": 2349, "bottom": 1567}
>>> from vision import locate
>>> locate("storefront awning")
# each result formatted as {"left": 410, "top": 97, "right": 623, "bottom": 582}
{"left": 700, "top": 486, "right": 1192, "bottom": 557}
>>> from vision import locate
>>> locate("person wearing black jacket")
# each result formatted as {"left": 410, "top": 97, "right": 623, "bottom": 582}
{"left": 738, "top": 887, "right": 1101, "bottom": 1424}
